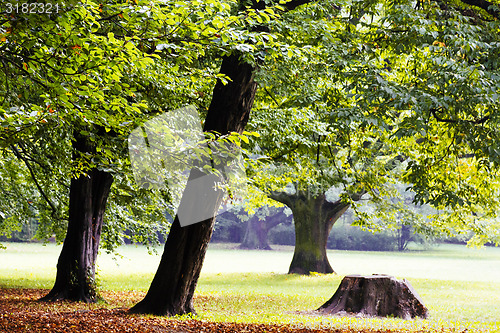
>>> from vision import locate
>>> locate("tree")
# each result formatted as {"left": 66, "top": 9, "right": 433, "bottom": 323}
{"left": 270, "top": 191, "right": 351, "bottom": 274}
{"left": 239, "top": 206, "right": 291, "bottom": 250}
{"left": 1, "top": 0, "right": 242, "bottom": 301}
{"left": 244, "top": 0, "right": 500, "bottom": 274}
{"left": 1, "top": 0, "right": 181, "bottom": 301}
{"left": 129, "top": 52, "right": 259, "bottom": 316}
{"left": 40, "top": 134, "right": 114, "bottom": 302}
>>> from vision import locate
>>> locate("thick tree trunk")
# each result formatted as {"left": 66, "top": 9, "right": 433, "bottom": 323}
{"left": 41, "top": 135, "right": 113, "bottom": 303}
{"left": 318, "top": 274, "right": 428, "bottom": 319}
{"left": 269, "top": 192, "right": 349, "bottom": 275}
{"left": 130, "top": 54, "right": 257, "bottom": 316}
{"left": 289, "top": 196, "right": 348, "bottom": 274}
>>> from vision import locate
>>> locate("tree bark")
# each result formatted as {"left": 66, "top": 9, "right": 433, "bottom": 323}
{"left": 318, "top": 274, "right": 428, "bottom": 319}
{"left": 240, "top": 215, "right": 273, "bottom": 250}
{"left": 239, "top": 208, "right": 287, "bottom": 250}
{"left": 398, "top": 223, "right": 412, "bottom": 251}
{"left": 270, "top": 192, "right": 349, "bottom": 275}
{"left": 41, "top": 135, "right": 113, "bottom": 303}
{"left": 129, "top": 54, "right": 257, "bottom": 316}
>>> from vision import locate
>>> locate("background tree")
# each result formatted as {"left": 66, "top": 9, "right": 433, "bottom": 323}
{"left": 244, "top": 0, "right": 500, "bottom": 274}
{"left": 239, "top": 205, "right": 292, "bottom": 250}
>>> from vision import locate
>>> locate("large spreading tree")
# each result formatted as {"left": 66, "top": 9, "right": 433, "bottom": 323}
{"left": 1, "top": 0, "right": 499, "bottom": 316}
{"left": 0, "top": 0, "right": 257, "bottom": 301}
{"left": 245, "top": 0, "right": 500, "bottom": 274}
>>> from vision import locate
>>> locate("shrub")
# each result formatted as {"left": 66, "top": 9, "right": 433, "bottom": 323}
{"left": 268, "top": 223, "right": 295, "bottom": 246}
{"left": 327, "top": 223, "right": 398, "bottom": 251}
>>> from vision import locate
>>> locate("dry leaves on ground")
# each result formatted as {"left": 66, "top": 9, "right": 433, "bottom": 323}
{"left": 0, "top": 288, "right": 465, "bottom": 333}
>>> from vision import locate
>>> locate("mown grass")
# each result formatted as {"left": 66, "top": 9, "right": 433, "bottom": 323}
{"left": 1, "top": 242, "right": 499, "bottom": 332}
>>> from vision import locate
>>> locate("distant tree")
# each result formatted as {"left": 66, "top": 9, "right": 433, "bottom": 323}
{"left": 239, "top": 206, "right": 292, "bottom": 250}
{"left": 212, "top": 209, "right": 244, "bottom": 243}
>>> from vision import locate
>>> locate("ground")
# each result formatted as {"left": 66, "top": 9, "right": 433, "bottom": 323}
{"left": 0, "top": 288, "right": 470, "bottom": 333}
{"left": 1, "top": 243, "right": 499, "bottom": 332}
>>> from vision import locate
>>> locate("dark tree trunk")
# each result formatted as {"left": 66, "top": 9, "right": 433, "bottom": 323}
{"left": 318, "top": 274, "right": 428, "bottom": 319}
{"left": 130, "top": 54, "right": 257, "bottom": 316}
{"left": 239, "top": 208, "right": 286, "bottom": 250}
{"left": 240, "top": 215, "right": 272, "bottom": 250}
{"left": 398, "top": 223, "right": 412, "bottom": 251}
{"left": 41, "top": 135, "right": 113, "bottom": 303}
{"left": 270, "top": 192, "right": 349, "bottom": 275}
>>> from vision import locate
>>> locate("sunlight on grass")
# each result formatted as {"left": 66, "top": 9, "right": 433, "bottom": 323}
{"left": 191, "top": 272, "right": 500, "bottom": 332}
{"left": 1, "top": 242, "right": 500, "bottom": 332}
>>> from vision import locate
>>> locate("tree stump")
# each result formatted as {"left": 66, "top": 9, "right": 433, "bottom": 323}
{"left": 318, "top": 274, "right": 428, "bottom": 319}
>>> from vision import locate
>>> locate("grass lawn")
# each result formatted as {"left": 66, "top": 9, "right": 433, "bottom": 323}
{"left": 1, "top": 242, "right": 499, "bottom": 332}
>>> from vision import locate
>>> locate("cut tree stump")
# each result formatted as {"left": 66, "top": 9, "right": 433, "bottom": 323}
{"left": 318, "top": 274, "right": 428, "bottom": 319}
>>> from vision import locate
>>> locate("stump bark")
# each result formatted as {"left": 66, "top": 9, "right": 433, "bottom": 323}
{"left": 318, "top": 274, "right": 428, "bottom": 319}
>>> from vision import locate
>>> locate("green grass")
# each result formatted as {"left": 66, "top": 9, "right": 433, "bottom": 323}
{"left": 1, "top": 242, "right": 500, "bottom": 332}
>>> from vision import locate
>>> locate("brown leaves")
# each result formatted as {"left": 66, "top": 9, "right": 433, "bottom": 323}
{"left": 0, "top": 288, "right": 465, "bottom": 333}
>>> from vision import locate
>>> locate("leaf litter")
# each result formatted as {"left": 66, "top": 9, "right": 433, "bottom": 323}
{"left": 0, "top": 288, "right": 470, "bottom": 332}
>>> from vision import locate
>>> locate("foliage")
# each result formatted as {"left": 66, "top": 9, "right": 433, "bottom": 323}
{"left": 243, "top": 0, "right": 500, "bottom": 245}
{"left": 212, "top": 208, "right": 245, "bottom": 243}
{"left": 0, "top": 0, "right": 281, "bottom": 249}
{"left": 2, "top": 0, "right": 498, "bottom": 250}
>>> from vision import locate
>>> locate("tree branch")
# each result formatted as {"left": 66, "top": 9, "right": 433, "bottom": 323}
{"left": 430, "top": 108, "right": 490, "bottom": 124}
{"left": 459, "top": 0, "right": 499, "bottom": 19}
{"left": 322, "top": 198, "right": 350, "bottom": 224}
{"left": 268, "top": 190, "right": 296, "bottom": 207}
{"left": 264, "top": 207, "right": 290, "bottom": 230}
{"left": 96, "top": 11, "right": 123, "bottom": 22}
{"left": 282, "top": 0, "right": 315, "bottom": 11}
{"left": 10, "top": 145, "right": 59, "bottom": 218}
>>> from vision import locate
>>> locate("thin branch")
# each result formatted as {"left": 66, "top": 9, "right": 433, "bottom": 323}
{"left": 0, "top": 55, "right": 49, "bottom": 89}
{"left": 263, "top": 87, "right": 280, "bottom": 107}
{"left": 316, "top": 135, "right": 321, "bottom": 165}
{"left": 96, "top": 11, "right": 123, "bottom": 22}
{"left": 430, "top": 108, "right": 490, "bottom": 124}
{"left": 18, "top": 142, "right": 71, "bottom": 190}
{"left": 459, "top": 0, "right": 499, "bottom": 19}
{"left": 10, "top": 145, "right": 59, "bottom": 218}
{"left": 268, "top": 143, "right": 299, "bottom": 161}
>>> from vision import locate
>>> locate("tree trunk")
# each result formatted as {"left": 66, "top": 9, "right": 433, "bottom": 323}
{"left": 398, "top": 223, "right": 412, "bottom": 251}
{"left": 240, "top": 215, "right": 273, "bottom": 250}
{"left": 130, "top": 54, "right": 257, "bottom": 316}
{"left": 269, "top": 192, "right": 349, "bottom": 275}
{"left": 41, "top": 135, "right": 113, "bottom": 303}
{"left": 289, "top": 195, "right": 348, "bottom": 274}
{"left": 318, "top": 274, "right": 428, "bottom": 319}
{"left": 239, "top": 208, "right": 286, "bottom": 250}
